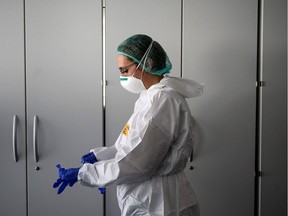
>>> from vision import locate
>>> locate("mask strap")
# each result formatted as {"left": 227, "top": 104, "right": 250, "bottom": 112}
{"left": 141, "top": 41, "right": 154, "bottom": 71}
{"left": 135, "top": 40, "right": 154, "bottom": 71}
{"left": 132, "top": 40, "right": 154, "bottom": 80}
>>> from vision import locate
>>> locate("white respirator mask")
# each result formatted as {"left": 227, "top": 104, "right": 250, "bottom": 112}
{"left": 120, "top": 73, "right": 146, "bottom": 94}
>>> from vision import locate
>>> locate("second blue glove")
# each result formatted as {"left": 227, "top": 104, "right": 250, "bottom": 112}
{"left": 81, "top": 152, "right": 97, "bottom": 164}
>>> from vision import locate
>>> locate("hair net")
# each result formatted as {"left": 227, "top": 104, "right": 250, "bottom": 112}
{"left": 117, "top": 34, "right": 172, "bottom": 75}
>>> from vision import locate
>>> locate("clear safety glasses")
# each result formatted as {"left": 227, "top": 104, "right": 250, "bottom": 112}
{"left": 119, "top": 62, "right": 137, "bottom": 74}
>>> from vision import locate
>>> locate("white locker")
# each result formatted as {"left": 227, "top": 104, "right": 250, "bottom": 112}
{"left": 0, "top": 0, "right": 26, "bottom": 215}
{"left": 183, "top": 0, "right": 258, "bottom": 215}
{"left": 260, "top": 0, "right": 287, "bottom": 215}
{"left": 1, "top": 0, "right": 104, "bottom": 215}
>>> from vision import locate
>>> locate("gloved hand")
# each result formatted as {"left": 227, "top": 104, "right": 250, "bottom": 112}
{"left": 98, "top": 187, "right": 106, "bottom": 195}
{"left": 81, "top": 152, "right": 106, "bottom": 195}
{"left": 81, "top": 152, "right": 97, "bottom": 164}
{"left": 53, "top": 164, "right": 79, "bottom": 194}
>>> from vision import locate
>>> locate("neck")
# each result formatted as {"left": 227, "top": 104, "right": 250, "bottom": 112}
{"left": 142, "top": 72, "right": 163, "bottom": 89}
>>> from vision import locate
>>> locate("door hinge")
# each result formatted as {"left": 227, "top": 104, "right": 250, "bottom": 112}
{"left": 256, "top": 81, "right": 265, "bottom": 87}
{"left": 101, "top": 80, "right": 108, "bottom": 86}
{"left": 255, "top": 170, "right": 263, "bottom": 177}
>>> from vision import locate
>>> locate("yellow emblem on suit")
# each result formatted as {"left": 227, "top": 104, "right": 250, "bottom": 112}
{"left": 122, "top": 124, "right": 130, "bottom": 136}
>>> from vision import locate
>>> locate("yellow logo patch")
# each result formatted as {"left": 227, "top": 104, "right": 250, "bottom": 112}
{"left": 122, "top": 124, "right": 130, "bottom": 136}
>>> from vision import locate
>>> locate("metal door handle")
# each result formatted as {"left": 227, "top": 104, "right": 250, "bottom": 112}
{"left": 33, "top": 115, "right": 39, "bottom": 162}
{"left": 12, "top": 115, "right": 18, "bottom": 162}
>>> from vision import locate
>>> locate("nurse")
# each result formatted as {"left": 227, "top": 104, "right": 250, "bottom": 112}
{"left": 53, "top": 34, "right": 204, "bottom": 216}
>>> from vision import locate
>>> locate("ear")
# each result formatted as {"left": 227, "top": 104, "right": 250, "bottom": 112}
{"left": 145, "top": 58, "right": 153, "bottom": 71}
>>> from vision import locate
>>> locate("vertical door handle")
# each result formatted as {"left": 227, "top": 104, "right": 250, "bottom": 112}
{"left": 33, "top": 115, "right": 39, "bottom": 162}
{"left": 12, "top": 115, "right": 18, "bottom": 162}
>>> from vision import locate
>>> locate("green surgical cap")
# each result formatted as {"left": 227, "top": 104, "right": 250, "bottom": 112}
{"left": 117, "top": 34, "right": 172, "bottom": 75}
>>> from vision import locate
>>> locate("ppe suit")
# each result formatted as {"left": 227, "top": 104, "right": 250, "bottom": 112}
{"left": 78, "top": 75, "right": 204, "bottom": 216}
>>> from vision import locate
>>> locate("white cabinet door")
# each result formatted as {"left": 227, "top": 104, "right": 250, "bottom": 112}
{"left": 25, "top": 1, "right": 103, "bottom": 215}
{"left": 260, "top": 0, "right": 287, "bottom": 215}
{"left": 0, "top": 1, "right": 26, "bottom": 215}
{"left": 183, "top": 0, "right": 258, "bottom": 215}
{"left": 105, "top": 0, "right": 182, "bottom": 215}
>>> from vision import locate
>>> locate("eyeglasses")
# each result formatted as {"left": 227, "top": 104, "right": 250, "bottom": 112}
{"left": 119, "top": 62, "right": 137, "bottom": 74}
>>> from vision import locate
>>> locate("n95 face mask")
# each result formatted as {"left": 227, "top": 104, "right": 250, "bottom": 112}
{"left": 120, "top": 75, "right": 146, "bottom": 94}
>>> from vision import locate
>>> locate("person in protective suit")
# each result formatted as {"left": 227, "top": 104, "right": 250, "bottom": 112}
{"left": 53, "top": 34, "right": 204, "bottom": 216}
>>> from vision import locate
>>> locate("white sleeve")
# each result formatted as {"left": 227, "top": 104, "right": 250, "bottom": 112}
{"left": 78, "top": 121, "right": 173, "bottom": 187}
{"left": 78, "top": 93, "right": 178, "bottom": 187}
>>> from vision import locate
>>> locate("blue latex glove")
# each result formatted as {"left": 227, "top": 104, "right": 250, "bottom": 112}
{"left": 98, "top": 187, "right": 106, "bottom": 194}
{"left": 53, "top": 164, "right": 79, "bottom": 194}
{"left": 81, "top": 152, "right": 97, "bottom": 164}
{"left": 81, "top": 152, "right": 106, "bottom": 195}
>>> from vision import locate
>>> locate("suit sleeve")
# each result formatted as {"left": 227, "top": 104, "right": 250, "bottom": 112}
{"left": 78, "top": 93, "right": 178, "bottom": 187}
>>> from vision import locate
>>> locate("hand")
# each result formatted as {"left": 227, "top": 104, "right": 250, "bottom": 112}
{"left": 81, "top": 152, "right": 97, "bottom": 164}
{"left": 81, "top": 153, "right": 106, "bottom": 195}
{"left": 53, "top": 164, "right": 79, "bottom": 194}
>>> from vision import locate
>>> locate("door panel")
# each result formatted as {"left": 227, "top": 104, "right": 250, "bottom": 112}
{"left": 183, "top": 0, "right": 257, "bottom": 215}
{"left": 25, "top": 1, "right": 103, "bottom": 215}
{"left": 261, "top": 0, "right": 287, "bottom": 215}
{"left": 0, "top": 1, "right": 26, "bottom": 215}
{"left": 105, "top": 0, "right": 181, "bottom": 214}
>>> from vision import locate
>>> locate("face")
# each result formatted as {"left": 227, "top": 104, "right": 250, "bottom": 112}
{"left": 117, "top": 55, "right": 142, "bottom": 79}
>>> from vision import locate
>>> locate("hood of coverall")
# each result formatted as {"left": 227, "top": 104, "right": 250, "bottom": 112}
{"left": 161, "top": 76, "right": 204, "bottom": 98}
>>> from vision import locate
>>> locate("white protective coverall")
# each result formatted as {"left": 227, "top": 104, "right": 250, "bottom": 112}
{"left": 78, "top": 75, "right": 204, "bottom": 216}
